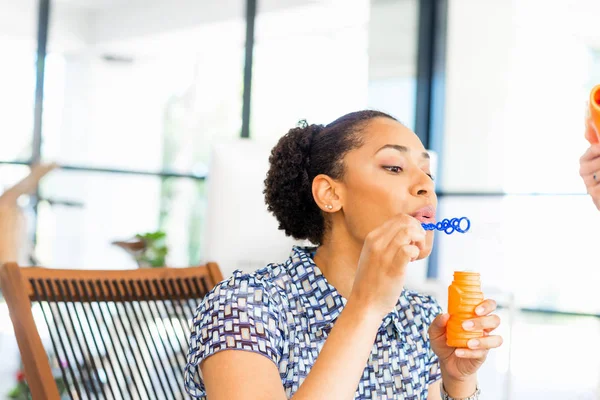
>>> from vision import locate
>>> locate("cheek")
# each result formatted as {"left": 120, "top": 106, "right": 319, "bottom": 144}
{"left": 342, "top": 201, "right": 382, "bottom": 241}
{"left": 343, "top": 189, "right": 411, "bottom": 240}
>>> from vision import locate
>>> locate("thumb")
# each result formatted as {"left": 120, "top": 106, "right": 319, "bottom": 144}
{"left": 429, "top": 313, "right": 450, "bottom": 340}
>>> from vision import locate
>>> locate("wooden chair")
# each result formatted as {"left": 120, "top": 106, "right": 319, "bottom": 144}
{"left": 0, "top": 262, "right": 223, "bottom": 400}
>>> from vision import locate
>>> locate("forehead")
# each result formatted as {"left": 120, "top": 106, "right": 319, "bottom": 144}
{"left": 360, "top": 118, "right": 426, "bottom": 153}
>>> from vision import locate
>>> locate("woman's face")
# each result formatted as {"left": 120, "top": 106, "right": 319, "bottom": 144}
{"left": 337, "top": 117, "right": 437, "bottom": 259}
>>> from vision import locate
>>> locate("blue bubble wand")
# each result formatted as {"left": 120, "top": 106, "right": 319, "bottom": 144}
{"left": 422, "top": 217, "right": 470, "bottom": 235}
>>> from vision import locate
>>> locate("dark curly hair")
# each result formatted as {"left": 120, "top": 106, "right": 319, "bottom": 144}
{"left": 264, "top": 110, "right": 397, "bottom": 245}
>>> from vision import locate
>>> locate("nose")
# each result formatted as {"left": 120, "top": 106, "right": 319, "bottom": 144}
{"left": 411, "top": 169, "right": 435, "bottom": 198}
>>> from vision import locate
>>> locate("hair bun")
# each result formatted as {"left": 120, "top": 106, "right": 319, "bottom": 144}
{"left": 295, "top": 120, "right": 324, "bottom": 159}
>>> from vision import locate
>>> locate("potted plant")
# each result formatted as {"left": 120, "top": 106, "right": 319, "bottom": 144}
{"left": 112, "top": 230, "right": 169, "bottom": 268}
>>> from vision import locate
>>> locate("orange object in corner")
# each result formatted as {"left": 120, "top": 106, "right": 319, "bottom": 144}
{"left": 586, "top": 85, "right": 600, "bottom": 144}
{"left": 446, "top": 271, "right": 484, "bottom": 348}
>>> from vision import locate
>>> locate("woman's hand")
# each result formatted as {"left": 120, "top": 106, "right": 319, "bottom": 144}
{"left": 349, "top": 214, "right": 426, "bottom": 319}
{"left": 579, "top": 145, "right": 600, "bottom": 211}
{"left": 428, "top": 299, "right": 503, "bottom": 395}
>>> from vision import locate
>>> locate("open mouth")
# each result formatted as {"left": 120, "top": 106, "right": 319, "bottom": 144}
{"left": 411, "top": 205, "right": 436, "bottom": 223}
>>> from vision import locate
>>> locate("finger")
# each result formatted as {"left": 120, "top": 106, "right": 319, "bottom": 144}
{"left": 580, "top": 144, "right": 600, "bottom": 162}
{"left": 428, "top": 313, "right": 450, "bottom": 340}
{"left": 383, "top": 215, "right": 425, "bottom": 249}
{"left": 462, "top": 314, "right": 501, "bottom": 331}
{"left": 366, "top": 214, "right": 425, "bottom": 252}
{"left": 380, "top": 218, "right": 426, "bottom": 266}
{"left": 387, "top": 226, "right": 426, "bottom": 257}
{"left": 402, "top": 216, "right": 427, "bottom": 252}
{"left": 582, "top": 174, "right": 600, "bottom": 190}
{"left": 454, "top": 348, "right": 488, "bottom": 359}
{"left": 467, "top": 335, "right": 503, "bottom": 350}
{"left": 579, "top": 156, "right": 600, "bottom": 177}
{"left": 364, "top": 217, "right": 404, "bottom": 245}
{"left": 391, "top": 243, "right": 420, "bottom": 267}
{"left": 474, "top": 299, "right": 497, "bottom": 316}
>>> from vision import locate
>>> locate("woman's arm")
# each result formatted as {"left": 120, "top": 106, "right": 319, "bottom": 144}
{"left": 202, "top": 299, "right": 383, "bottom": 400}
{"left": 202, "top": 350, "right": 287, "bottom": 400}
{"left": 290, "top": 300, "right": 382, "bottom": 399}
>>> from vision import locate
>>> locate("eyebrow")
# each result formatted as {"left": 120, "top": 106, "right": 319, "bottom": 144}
{"left": 375, "top": 144, "right": 430, "bottom": 159}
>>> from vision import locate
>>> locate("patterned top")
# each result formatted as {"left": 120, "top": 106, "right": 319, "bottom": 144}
{"left": 185, "top": 247, "right": 442, "bottom": 399}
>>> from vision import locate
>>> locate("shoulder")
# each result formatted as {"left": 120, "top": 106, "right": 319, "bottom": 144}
{"left": 196, "top": 264, "right": 290, "bottom": 321}
{"left": 198, "top": 264, "right": 289, "bottom": 317}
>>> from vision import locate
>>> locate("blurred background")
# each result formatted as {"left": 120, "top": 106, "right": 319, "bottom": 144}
{"left": 0, "top": 0, "right": 599, "bottom": 398}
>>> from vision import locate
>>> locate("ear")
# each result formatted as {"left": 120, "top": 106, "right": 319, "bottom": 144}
{"left": 312, "top": 174, "right": 343, "bottom": 213}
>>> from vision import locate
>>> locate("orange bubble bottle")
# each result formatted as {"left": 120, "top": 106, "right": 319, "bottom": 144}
{"left": 585, "top": 85, "right": 600, "bottom": 144}
{"left": 446, "top": 271, "right": 484, "bottom": 348}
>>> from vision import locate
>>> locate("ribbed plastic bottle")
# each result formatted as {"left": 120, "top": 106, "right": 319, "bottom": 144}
{"left": 446, "top": 271, "right": 484, "bottom": 348}
{"left": 585, "top": 85, "right": 600, "bottom": 144}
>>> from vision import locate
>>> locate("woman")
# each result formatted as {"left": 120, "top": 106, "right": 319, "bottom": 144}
{"left": 579, "top": 144, "right": 600, "bottom": 210}
{"left": 185, "top": 111, "right": 502, "bottom": 399}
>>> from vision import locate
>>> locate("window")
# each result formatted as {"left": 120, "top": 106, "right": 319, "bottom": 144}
{"left": 35, "top": 0, "right": 246, "bottom": 267}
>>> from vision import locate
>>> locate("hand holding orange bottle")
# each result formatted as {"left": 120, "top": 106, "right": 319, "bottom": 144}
{"left": 585, "top": 85, "right": 600, "bottom": 144}
{"left": 580, "top": 85, "right": 600, "bottom": 211}
{"left": 428, "top": 272, "right": 502, "bottom": 394}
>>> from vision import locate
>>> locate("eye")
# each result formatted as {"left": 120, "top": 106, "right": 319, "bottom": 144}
{"left": 383, "top": 166, "right": 403, "bottom": 173}
{"left": 427, "top": 173, "right": 435, "bottom": 181}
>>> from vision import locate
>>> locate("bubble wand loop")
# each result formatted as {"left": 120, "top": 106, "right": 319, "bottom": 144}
{"left": 421, "top": 217, "right": 471, "bottom": 235}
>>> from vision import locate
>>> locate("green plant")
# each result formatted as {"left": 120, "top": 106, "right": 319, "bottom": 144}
{"left": 134, "top": 231, "right": 169, "bottom": 267}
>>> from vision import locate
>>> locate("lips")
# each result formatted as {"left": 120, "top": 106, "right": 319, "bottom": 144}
{"left": 411, "top": 205, "right": 436, "bottom": 223}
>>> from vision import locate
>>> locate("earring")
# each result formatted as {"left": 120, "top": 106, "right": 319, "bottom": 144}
{"left": 326, "top": 204, "right": 333, "bottom": 210}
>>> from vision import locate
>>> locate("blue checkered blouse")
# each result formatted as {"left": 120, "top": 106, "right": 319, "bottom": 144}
{"left": 185, "top": 247, "right": 442, "bottom": 399}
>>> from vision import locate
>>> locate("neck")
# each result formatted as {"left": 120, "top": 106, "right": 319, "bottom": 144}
{"left": 312, "top": 223, "right": 363, "bottom": 300}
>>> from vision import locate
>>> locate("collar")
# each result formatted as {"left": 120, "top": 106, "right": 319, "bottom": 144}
{"left": 286, "top": 246, "right": 408, "bottom": 341}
